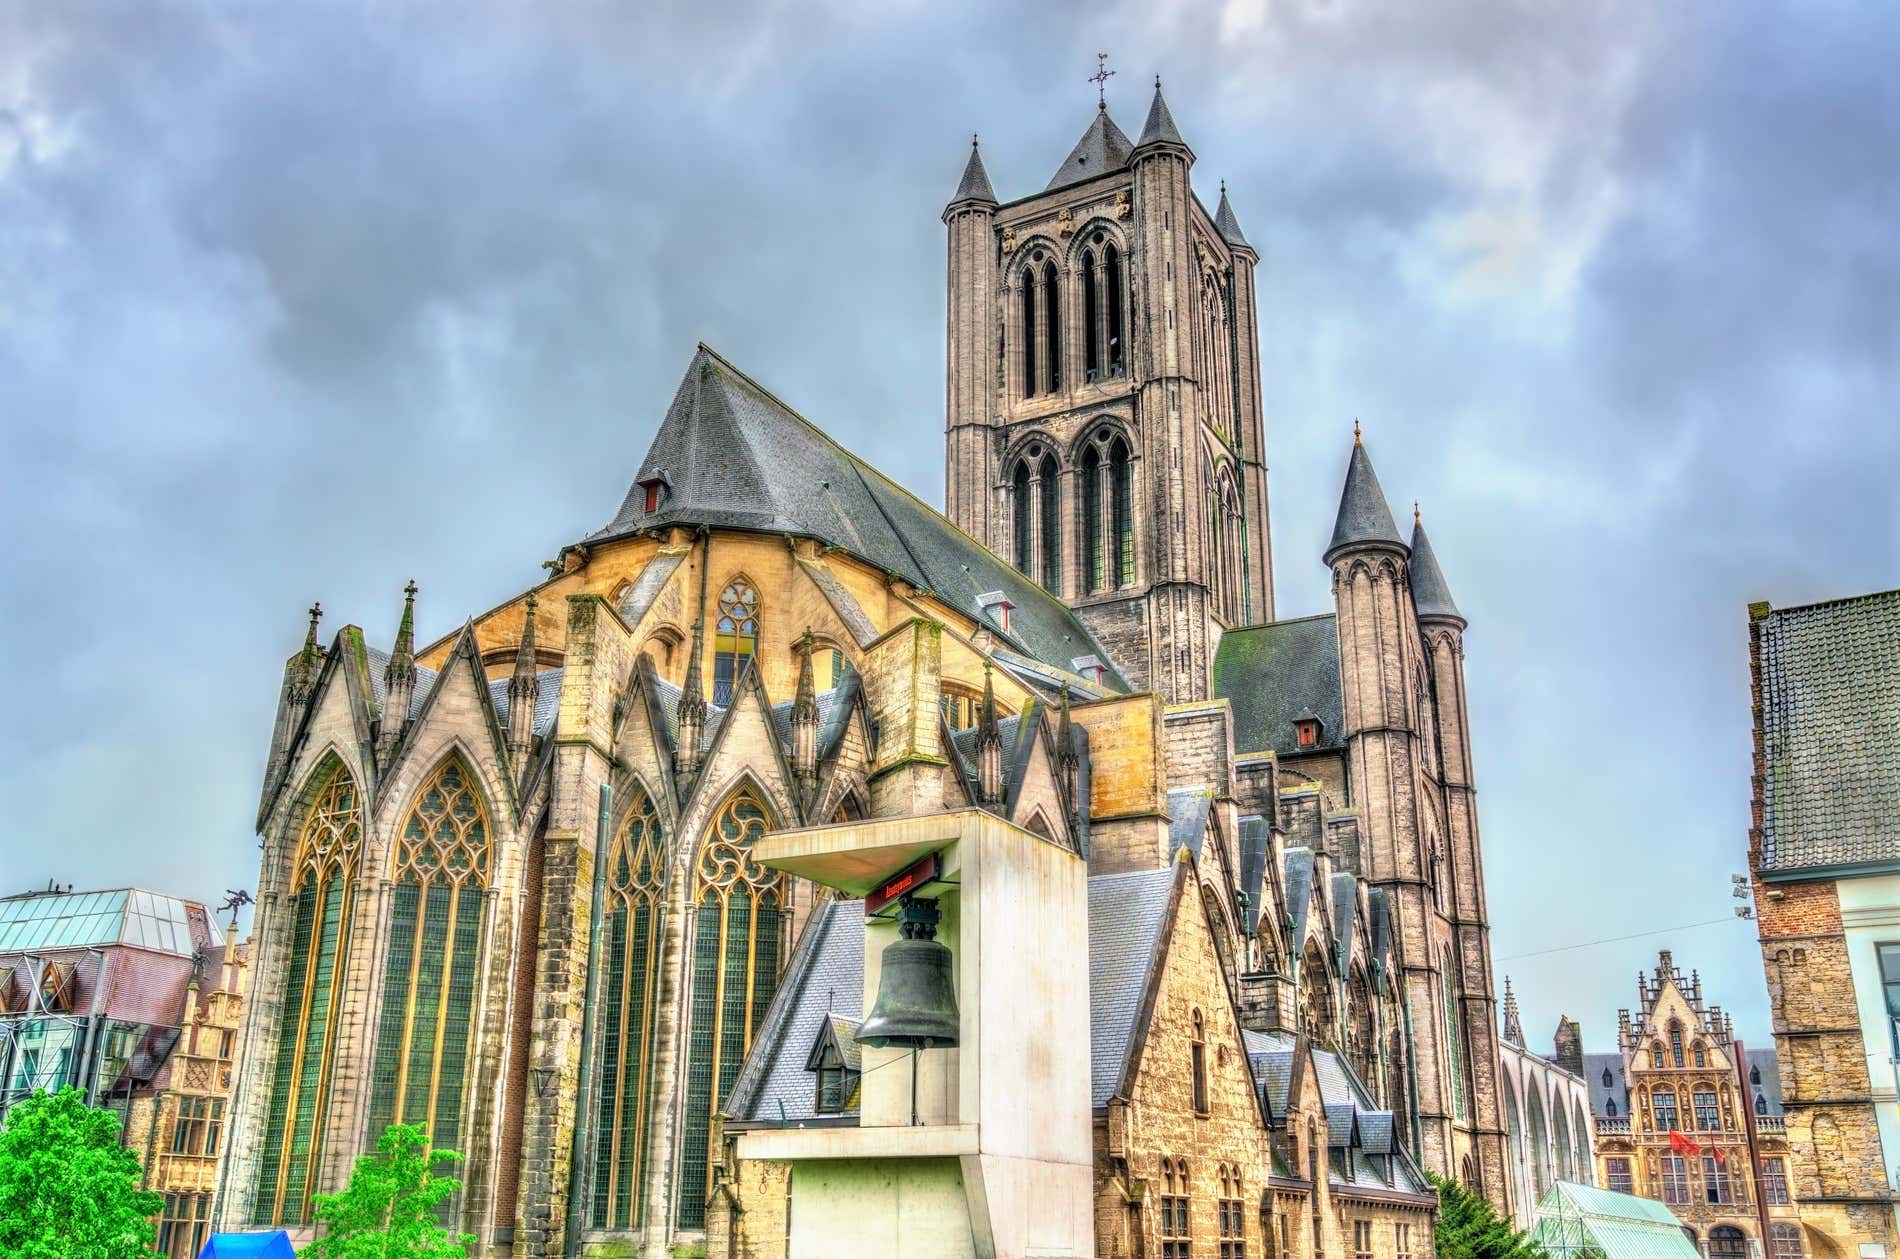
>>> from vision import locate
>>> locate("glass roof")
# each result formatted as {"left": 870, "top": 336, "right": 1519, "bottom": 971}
{"left": 0, "top": 889, "right": 196, "bottom": 956}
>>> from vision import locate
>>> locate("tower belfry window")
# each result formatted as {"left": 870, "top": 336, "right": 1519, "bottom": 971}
{"left": 1011, "top": 447, "right": 1060, "bottom": 593}
{"left": 1104, "top": 241, "right": 1124, "bottom": 376}
{"left": 1082, "top": 430, "right": 1133, "bottom": 592}
{"left": 1043, "top": 260, "right": 1061, "bottom": 392}
{"left": 1021, "top": 266, "right": 1038, "bottom": 399}
{"left": 1082, "top": 247, "right": 1100, "bottom": 380}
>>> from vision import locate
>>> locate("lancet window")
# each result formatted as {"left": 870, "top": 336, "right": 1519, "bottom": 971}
{"left": 1080, "top": 429, "right": 1133, "bottom": 592}
{"left": 1010, "top": 446, "right": 1061, "bottom": 593}
{"left": 590, "top": 789, "right": 666, "bottom": 1229}
{"left": 1443, "top": 950, "right": 1467, "bottom": 1120}
{"left": 366, "top": 756, "right": 492, "bottom": 1168}
{"left": 1081, "top": 235, "right": 1125, "bottom": 382}
{"left": 254, "top": 764, "right": 363, "bottom": 1225}
{"left": 712, "top": 578, "right": 759, "bottom": 705}
{"left": 1207, "top": 461, "right": 1246, "bottom": 621}
{"left": 1017, "top": 251, "right": 1064, "bottom": 399}
{"left": 677, "top": 791, "right": 787, "bottom": 1229}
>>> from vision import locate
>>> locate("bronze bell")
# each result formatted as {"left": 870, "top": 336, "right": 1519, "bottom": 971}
{"left": 858, "top": 896, "right": 959, "bottom": 1048}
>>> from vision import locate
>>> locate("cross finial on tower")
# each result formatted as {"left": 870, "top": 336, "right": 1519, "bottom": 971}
{"left": 1089, "top": 52, "right": 1116, "bottom": 109}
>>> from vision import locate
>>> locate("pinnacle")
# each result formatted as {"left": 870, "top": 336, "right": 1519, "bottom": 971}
{"left": 949, "top": 134, "right": 997, "bottom": 207}
{"left": 1324, "top": 431, "right": 1407, "bottom": 564}
{"left": 1409, "top": 513, "right": 1464, "bottom": 624}
{"left": 1213, "top": 182, "right": 1250, "bottom": 250}
{"left": 1135, "top": 76, "right": 1188, "bottom": 153}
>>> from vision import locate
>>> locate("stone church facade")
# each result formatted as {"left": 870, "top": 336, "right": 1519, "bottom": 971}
{"left": 220, "top": 81, "right": 1505, "bottom": 1257}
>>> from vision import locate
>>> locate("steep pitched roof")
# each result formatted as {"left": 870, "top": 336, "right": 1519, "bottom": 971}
{"left": 1166, "top": 786, "right": 1214, "bottom": 859}
{"left": 1409, "top": 518, "right": 1463, "bottom": 623}
{"left": 1238, "top": 815, "right": 1270, "bottom": 934}
{"left": 1086, "top": 865, "right": 1177, "bottom": 1106}
{"left": 1325, "top": 438, "right": 1407, "bottom": 564}
{"left": 1582, "top": 1052, "right": 1626, "bottom": 1116}
{"left": 1046, "top": 108, "right": 1134, "bottom": 192}
{"left": 1135, "top": 80, "right": 1188, "bottom": 152}
{"left": 1213, "top": 185, "right": 1250, "bottom": 250}
{"left": 949, "top": 137, "right": 997, "bottom": 206}
{"left": 1754, "top": 588, "right": 1900, "bottom": 876}
{"left": 1212, "top": 614, "right": 1345, "bottom": 757}
{"left": 589, "top": 346, "right": 1125, "bottom": 690}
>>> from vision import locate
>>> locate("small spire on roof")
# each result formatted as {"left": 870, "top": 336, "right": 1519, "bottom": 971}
{"left": 1353, "top": 418, "right": 1362, "bottom": 446}
{"left": 949, "top": 133, "right": 997, "bottom": 207}
{"left": 1325, "top": 427, "right": 1407, "bottom": 564}
{"left": 1213, "top": 181, "right": 1251, "bottom": 250}
{"left": 1135, "top": 75, "right": 1188, "bottom": 151}
{"left": 291, "top": 601, "right": 324, "bottom": 699}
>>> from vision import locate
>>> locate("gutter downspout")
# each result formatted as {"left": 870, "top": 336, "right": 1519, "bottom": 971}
{"left": 562, "top": 783, "right": 613, "bottom": 1258}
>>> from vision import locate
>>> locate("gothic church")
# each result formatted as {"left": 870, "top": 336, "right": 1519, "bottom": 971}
{"left": 221, "top": 81, "right": 1506, "bottom": 1257}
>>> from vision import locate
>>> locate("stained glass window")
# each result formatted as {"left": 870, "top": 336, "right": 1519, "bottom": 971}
{"left": 677, "top": 791, "right": 785, "bottom": 1230}
{"left": 591, "top": 790, "right": 665, "bottom": 1230}
{"left": 712, "top": 578, "right": 759, "bottom": 705}
{"left": 254, "top": 764, "right": 362, "bottom": 1225}
{"left": 366, "top": 756, "right": 491, "bottom": 1169}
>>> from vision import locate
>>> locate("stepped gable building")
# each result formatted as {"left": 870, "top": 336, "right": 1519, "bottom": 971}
{"left": 1495, "top": 981, "right": 1596, "bottom": 1230}
{"left": 1584, "top": 951, "right": 1801, "bottom": 1259}
{"left": 0, "top": 887, "right": 252, "bottom": 1259}
{"left": 1747, "top": 589, "right": 1900, "bottom": 1259}
{"left": 223, "top": 79, "right": 1504, "bottom": 1257}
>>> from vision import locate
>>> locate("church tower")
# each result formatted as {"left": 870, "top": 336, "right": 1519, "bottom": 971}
{"left": 943, "top": 76, "right": 1274, "bottom": 702}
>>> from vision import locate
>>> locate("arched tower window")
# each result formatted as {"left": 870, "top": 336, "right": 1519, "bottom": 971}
{"left": 1009, "top": 447, "right": 1061, "bottom": 593}
{"left": 590, "top": 788, "right": 665, "bottom": 1229}
{"left": 1043, "top": 260, "right": 1062, "bottom": 392}
{"left": 1104, "top": 241, "right": 1124, "bottom": 376}
{"left": 677, "top": 790, "right": 788, "bottom": 1230}
{"left": 1207, "top": 462, "right": 1245, "bottom": 623}
{"left": 1021, "top": 267, "right": 1038, "bottom": 398}
{"left": 1082, "top": 247, "right": 1099, "bottom": 381}
{"left": 712, "top": 577, "right": 759, "bottom": 705}
{"left": 254, "top": 764, "right": 364, "bottom": 1225}
{"left": 1443, "top": 950, "right": 1467, "bottom": 1120}
{"left": 367, "top": 756, "right": 492, "bottom": 1164}
{"left": 1081, "top": 430, "right": 1134, "bottom": 593}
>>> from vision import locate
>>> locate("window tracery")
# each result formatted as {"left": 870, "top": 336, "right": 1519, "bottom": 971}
{"left": 590, "top": 789, "right": 665, "bottom": 1229}
{"left": 1080, "top": 429, "right": 1133, "bottom": 592}
{"left": 712, "top": 578, "right": 759, "bottom": 705}
{"left": 1010, "top": 447, "right": 1061, "bottom": 592}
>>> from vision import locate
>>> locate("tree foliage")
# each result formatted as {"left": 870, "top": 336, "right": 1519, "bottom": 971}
{"left": 303, "top": 1122, "right": 473, "bottom": 1259}
{"left": 0, "top": 1086, "right": 164, "bottom": 1259}
{"left": 1434, "top": 1173, "right": 1547, "bottom": 1259}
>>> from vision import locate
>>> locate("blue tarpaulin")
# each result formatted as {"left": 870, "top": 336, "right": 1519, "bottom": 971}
{"left": 198, "top": 1231, "right": 297, "bottom": 1259}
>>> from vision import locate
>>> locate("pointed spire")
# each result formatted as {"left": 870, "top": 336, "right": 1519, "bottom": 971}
{"left": 1213, "top": 181, "right": 1251, "bottom": 250}
{"left": 290, "top": 601, "right": 323, "bottom": 700}
{"left": 1324, "top": 427, "right": 1408, "bottom": 565}
{"left": 676, "top": 615, "right": 707, "bottom": 779}
{"left": 1055, "top": 685, "right": 1080, "bottom": 825}
{"left": 507, "top": 594, "right": 540, "bottom": 780}
{"left": 1501, "top": 977, "right": 1525, "bottom": 1048}
{"left": 975, "top": 660, "right": 1003, "bottom": 807}
{"left": 949, "top": 134, "right": 997, "bottom": 208}
{"left": 1408, "top": 510, "right": 1464, "bottom": 625}
{"left": 792, "top": 629, "right": 820, "bottom": 800}
{"left": 378, "top": 581, "right": 419, "bottom": 765}
{"left": 1135, "top": 76, "right": 1189, "bottom": 154}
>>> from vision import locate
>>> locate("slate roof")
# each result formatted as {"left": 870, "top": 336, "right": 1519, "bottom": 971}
{"left": 1583, "top": 1052, "right": 1627, "bottom": 1118}
{"left": 1325, "top": 439, "right": 1407, "bottom": 564}
{"left": 1046, "top": 107, "right": 1134, "bottom": 192}
{"left": 1284, "top": 847, "right": 1316, "bottom": 949}
{"left": 1212, "top": 614, "right": 1346, "bottom": 758}
{"left": 589, "top": 347, "right": 1125, "bottom": 691}
{"left": 1166, "top": 787, "right": 1215, "bottom": 860}
{"left": 949, "top": 139, "right": 996, "bottom": 205}
{"left": 726, "top": 898, "right": 865, "bottom": 1125}
{"left": 1087, "top": 866, "right": 1177, "bottom": 1106}
{"left": 1238, "top": 815, "right": 1270, "bottom": 934}
{"left": 1409, "top": 519, "right": 1463, "bottom": 623}
{"left": 1755, "top": 588, "right": 1900, "bottom": 875}
{"left": 1135, "top": 81, "right": 1187, "bottom": 151}
{"left": 1243, "top": 1029, "right": 1427, "bottom": 1195}
{"left": 1213, "top": 186, "right": 1251, "bottom": 250}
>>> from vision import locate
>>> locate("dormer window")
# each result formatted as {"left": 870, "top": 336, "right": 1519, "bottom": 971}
{"left": 815, "top": 1044, "right": 852, "bottom": 1114}
{"left": 638, "top": 474, "right": 669, "bottom": 515}
{"left": 1071, "top": 654, "right": 1107, "bottom": 687}
{"left": 976, "top": 591, "right": 1013, "bottom": 633}
{"left": 1295, "top": 718, "right": 1320, "bottom": 749}
{"left": 806, "top": 1018, "right": 862, "bottom": 1116}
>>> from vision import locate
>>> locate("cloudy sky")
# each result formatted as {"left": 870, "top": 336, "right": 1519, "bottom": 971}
{"left": 3, "top": 0, "right": 1895, "bottom": 1049}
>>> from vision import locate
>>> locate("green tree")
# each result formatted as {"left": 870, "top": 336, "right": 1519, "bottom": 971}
{"left": 1434, "top": 1173, "right": 1547, "bottom": 1259}
{"left": 0, "top": 1086, "right": 164, "bottom": 1259}
{"left": 303, "top": 1122, "right": 474, "bottom": 1259}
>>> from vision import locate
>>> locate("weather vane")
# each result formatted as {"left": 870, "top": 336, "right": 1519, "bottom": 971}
{"left": 1089, "top": 52, "right": 1115, "bottom": 107}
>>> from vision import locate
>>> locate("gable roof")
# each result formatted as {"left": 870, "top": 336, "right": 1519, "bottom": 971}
{"left": 1086, "top": 865, "right": 1177, "bottom": 1106}
{"left": 1046, "top": 108, "right": 1134, "bottom": 192}
{"left": 1754, "top": 588, "right": 1900, "bottom": 876}
{"left": 588, "top": 347, "right": 1126, "bottom": 691}
{"left": 1213, "top": 615, "right": 1345, "bottom": 758}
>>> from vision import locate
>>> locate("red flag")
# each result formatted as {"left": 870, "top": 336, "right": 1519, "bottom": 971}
{"left": 1711, "top": 1145, "right": 1726, "bottom": 1163}
{"left": 1669, "top": 1129, "right": 1703, "bottom": 1157}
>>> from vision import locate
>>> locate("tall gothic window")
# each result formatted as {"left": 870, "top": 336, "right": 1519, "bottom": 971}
{"left": 677, "top": 791, "right": 787, "bottom": 1229}
{"left": 1021, "top": 266, "right": 1038, "bottom": 398}
{"left": 1443, "top": 951, "right": 1466, "bottom": 1120}
{"left": 591, "top": 789, "right": 665, "bottom": 1229}
{"left": 1081, "top": 430, "right": 1133, "bottom": 592}
{"left": 1670, "top": 1020, "right": 1685, "bottom": 1068}
{"left": 1082, "top": 247, "right": 1100, "bottom": 380}
{"left": 367, "top": 757, "right": 492, "bottom": 1165}
{"left": 1208, "top": 462, "right": 1245, "bottom": 622}
{"left": 1105, "top": 242, "right": 1124, "bottom": 376}
{"left": 1080, "top": 236, "right": 1126, "bottom": 382}
{"left": 1043, "top": 260, "right": 1061, "bottom": 392}
{"left": 712, "top": 577, "right": 759, "bottom": 705}
{"left": 254, "top": 764, "right": 363, "bottom": 1225}
{"left": 1010, "top": 448, "right": 1061, "bottom": 593}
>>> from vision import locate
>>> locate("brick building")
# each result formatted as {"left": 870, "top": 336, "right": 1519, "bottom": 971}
{"left": 223, "top": 78, "right": 1508, "bottom": 1256}
{"left": 0, "top": 887, "right": 251, "bottom": 1258}
{"left": 1747, "top": 590, "right": 1900, "bottom": 1258}
{"left": 1584, "top": 951, "right": 1802, "bottom": 1259}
